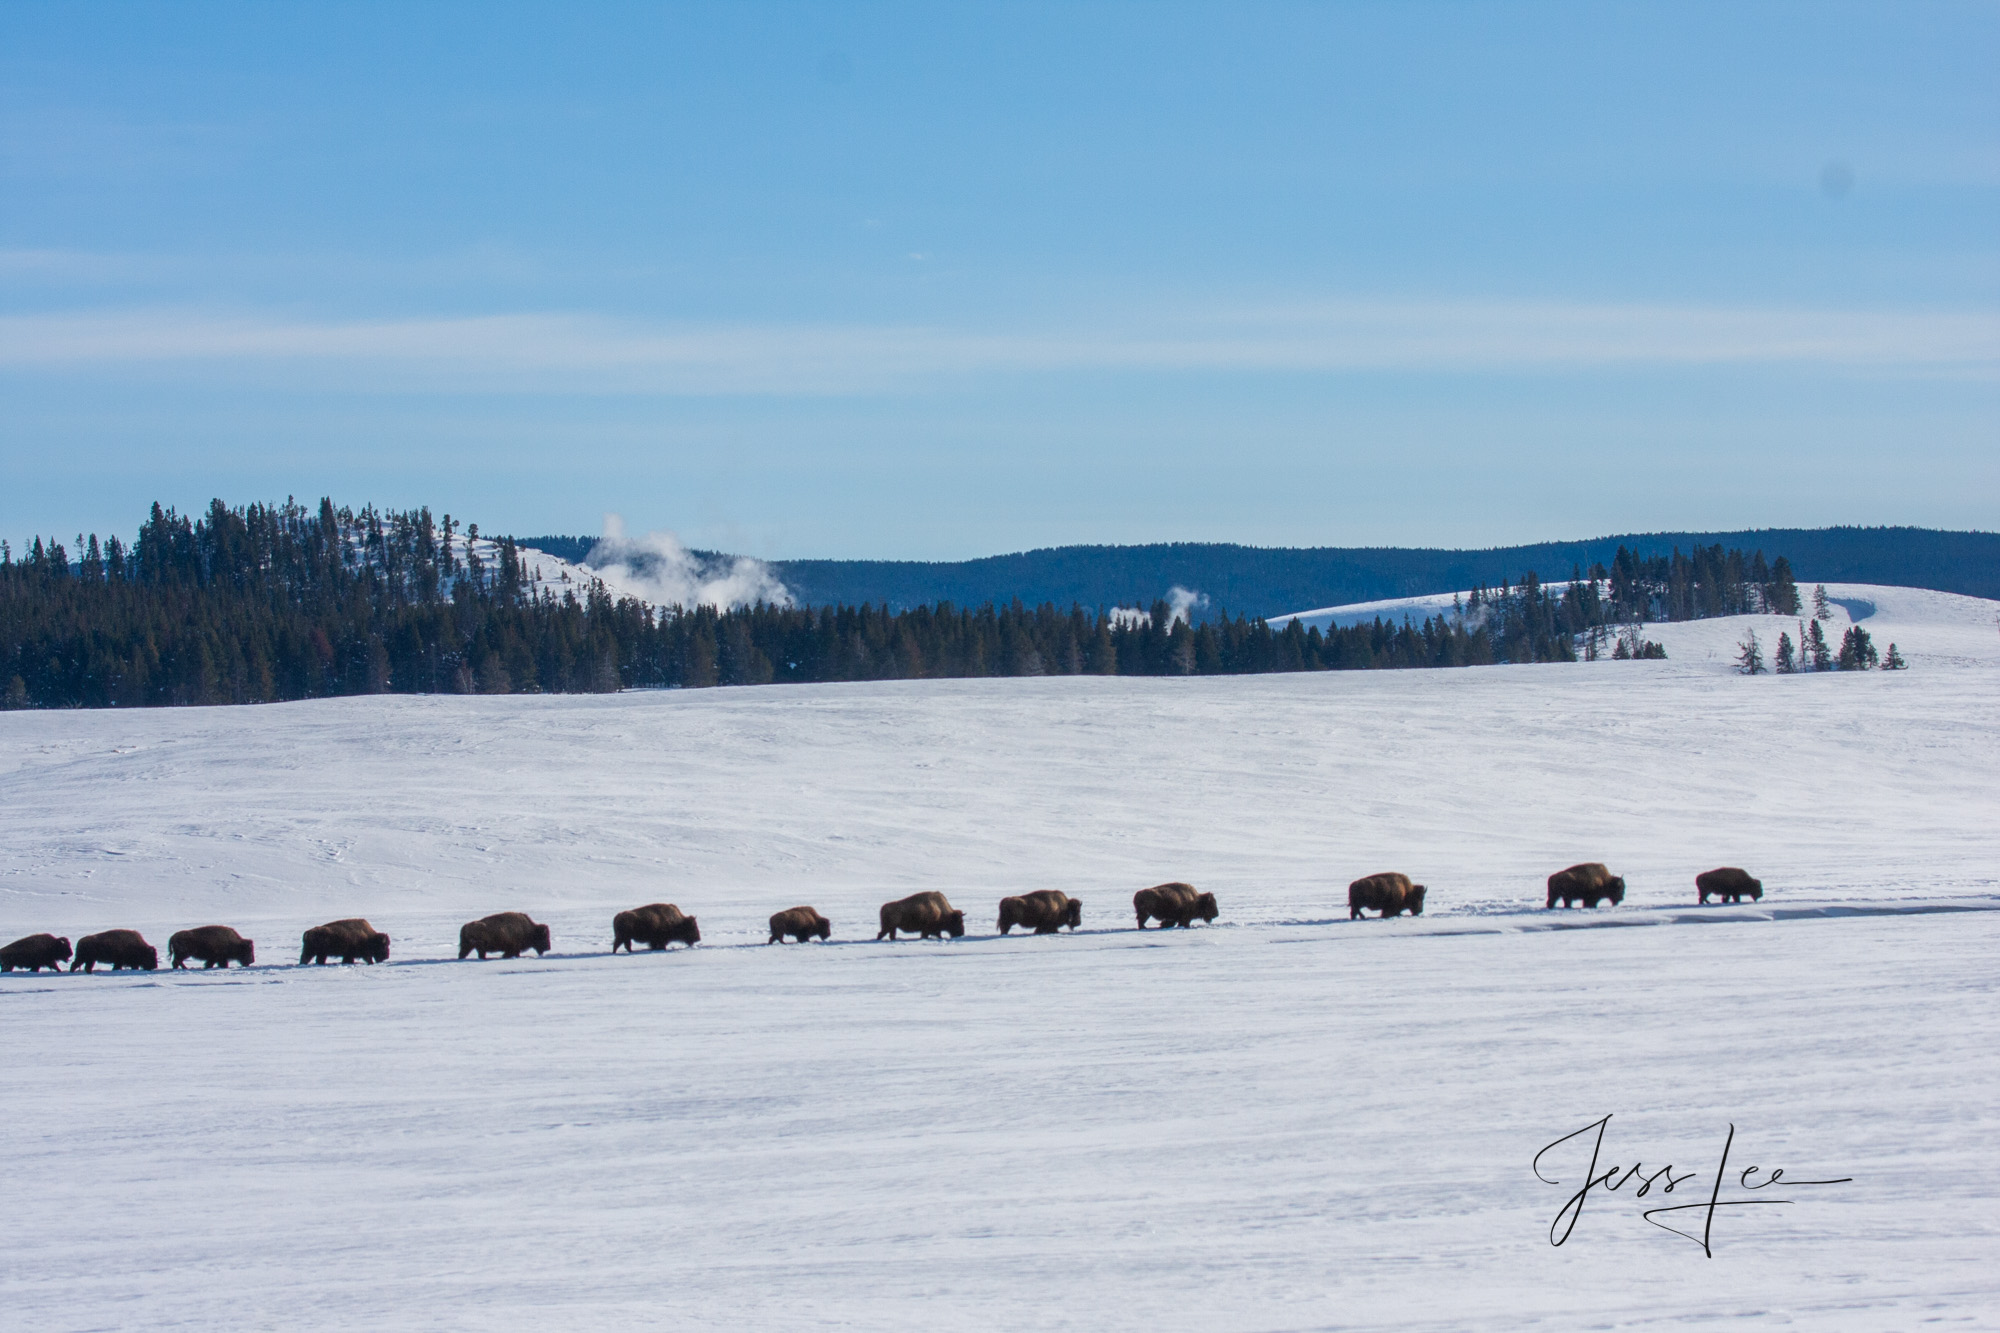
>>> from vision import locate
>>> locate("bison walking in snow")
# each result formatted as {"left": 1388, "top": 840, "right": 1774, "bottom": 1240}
{"left": 1133, "top": 882, "right": 1219, "bottom": 929}
{"left": 1546, "top": 863, "right": 1626, "bottom": 909}
{"left": 0, "top": 933, "right": 72, "bottom": 973}
{"left": 998, "top": 891, "right": 1082, "bottom": 935}
{"left": 299, "top": 918, "right": 391, "bottom": 965}
{"left": 613, "top": 903, "right": 700, "bottom": 951}
{"left": 1696, "top": 867, "right": 1763, "bottom": 904}
{"left": 458, "top": 912, "right": 552, "bottom": 960}
{"left": 877, "top": 891, "right": 966, "bottom": 940}
{"left": 768, "top": 906, "right": 832, "bottom": 944}
{"left": 169, "top": 925, "right": 255, "bottom": 969}
{"left": 71, "top": 929, "right": 158, "bottom": 972}
{"left": 1348, "top": 873, "right": 1427, "bottom": 919}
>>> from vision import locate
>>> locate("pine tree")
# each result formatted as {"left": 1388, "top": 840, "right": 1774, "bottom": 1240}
{"left": 1736, "top": 628, "right": 1766, "bottom": 675}
{"left": 1766, "top": 556, "right": 1800, "bottom": 616}
{"left": 1813, "top": 584, "right": 1832, "bottom": 621}
{"left": 1882, "top": 642, "right": 1907, "bottom": 670}
{"left": 1837, "top": 625, "right": 1877, "bottom": 670}
{"left": 1806, "top": 618, "right": 1832, "bottom": 671}
{"left": 1774, "top": 631, "right": 1796, "bottom": 673}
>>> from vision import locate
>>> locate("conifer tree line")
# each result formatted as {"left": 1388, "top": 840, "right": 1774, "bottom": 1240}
{"left": 2, "top": 499, "right": 1803, "bottom": 709}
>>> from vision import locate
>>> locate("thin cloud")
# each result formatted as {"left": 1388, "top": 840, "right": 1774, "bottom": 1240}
{"left": 0, "top": 300, "right": 1992, "bottom": 392}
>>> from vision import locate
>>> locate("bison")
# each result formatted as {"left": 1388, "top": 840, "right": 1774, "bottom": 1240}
{"left": 299, "top": 918, "right": 391, "bottom": 965}
{"left": 71, "top": 929, "right": 158, "bottom": 972}
{"left": 169, "top": 924, "right": 255, "bottom": 970}
{"left": 459, "top": 912, "right": 552, "bottom": 960}
{"left": 0, "top": 933, "right": 72, "bottom": 973}
{"left": 997, "top": 891, "right": 1082, "bottom": 935}
{"left": 1133, "top": 882, "right": 1219, "bottom": 929}
{"left": 613, "top": 903, "right": 700, "bottom": 951}
{"left": 1546, "top": 863, "right": 1626, "bottom": 909}
{"left": 1348, "top": 872, "right": 1427, "bottom": 919}
{"left": 768, "top": 906, "right": 832, "bottom": 944}
{"left": 877, "top": 891, "right": 966, "bottom": 940}
{"left": 1696, "top": 867, "right": 1763, "bottom": 904}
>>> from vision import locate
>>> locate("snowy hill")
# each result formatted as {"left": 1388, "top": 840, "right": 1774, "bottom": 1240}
{"left": 3, "top": 587, "right": 1997, "bottom": 1328}
{"left": 1275, "top": 581, "right": 2000, "bottom": 671}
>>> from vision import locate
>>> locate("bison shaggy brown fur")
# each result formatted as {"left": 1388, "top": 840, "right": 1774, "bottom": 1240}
{"left": 71, "top": 929, "right": 158, "bottom": 972}
{"left": 1133, "top": 882, "right": 1219, "bottom": 929}
{"left": 768, "top": 906, "right": 832, "bottom": 944}
{"left": 997, "top": 890, "right": 1082, "bottom": 934}
{"left": 1696, "top": 867, "right": 1763, "bottom": 904}
{"left": 877, "top": 891, "right": 966, "bottom": 940}
{"left": 1, "top": 933, "right": 72, "bottom": 973}
{"left": 613, "top": 903, "right": 700, "bottom": 951}
{"left": 169, "top": 925, "right": 255, "bottom": 969}
{"left": 1546, "top": 863, "right": 1626, "bottom": 909}
{"left": 1348, "top": 872, "right": 1427, "bottom": 919}
{"left": 458, "top": 911, "right": 552, "bottom": 960}
{"left": 299, "top": 918, "right": 390, "bottom": 965}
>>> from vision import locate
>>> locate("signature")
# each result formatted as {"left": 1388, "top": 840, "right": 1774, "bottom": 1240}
{"left": 1533, "top": 1115, "right": 1852, "bottom": 1255}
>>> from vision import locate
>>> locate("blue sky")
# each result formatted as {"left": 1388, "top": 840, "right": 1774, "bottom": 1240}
{"left": 2, "top": 2, "right": 1994, "bottom": 558}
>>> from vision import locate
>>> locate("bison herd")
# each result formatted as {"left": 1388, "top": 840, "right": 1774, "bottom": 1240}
{"left": 0, "top": 865, "right": 1769, "bottom": 975}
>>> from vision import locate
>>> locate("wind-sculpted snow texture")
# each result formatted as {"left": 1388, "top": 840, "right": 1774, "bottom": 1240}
{"left": 2, "top": 585, "right": 1997, "bottom": 1329}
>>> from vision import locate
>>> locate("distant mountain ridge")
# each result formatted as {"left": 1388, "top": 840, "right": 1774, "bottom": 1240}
{"left": 510, "top": 527, "right": 2000, "bottom": 617}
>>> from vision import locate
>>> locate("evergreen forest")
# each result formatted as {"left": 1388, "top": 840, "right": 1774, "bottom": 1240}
{"left": 4, "top": 499, "right": 1802, "bottom": 709}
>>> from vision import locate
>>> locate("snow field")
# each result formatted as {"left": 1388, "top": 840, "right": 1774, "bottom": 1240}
{"left": 6, "top": 910, "right": 1999, "bottom": 1329}
{"left": 3, "top": 584, "right": 1998, "bottom": 1328}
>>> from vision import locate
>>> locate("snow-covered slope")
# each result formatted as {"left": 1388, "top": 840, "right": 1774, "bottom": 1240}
{"left": 1275, "top": 581, "right": 2000, "bottom": 671}
{"left": 3, "top": 592, "right": 1997, "bottom": 1329}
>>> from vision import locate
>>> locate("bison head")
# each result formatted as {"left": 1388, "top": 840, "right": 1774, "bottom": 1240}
{"left": 140, "top": 946, "right": 159, "bottom": 970}
{"left": 1409, "top": 886, "right": 1427, "bottom": 914}
{"left": 1194, "top": 892, "right": 1218, "bottom": 922}
{"left": 684, "top": 917, "right": 702, "bottom": 945}
{"left": 944, "top": 910, "right": 966, "bottom": 938}
{"left": 368, "top": 933, "right": 391, "bottom": 962}
{"left": 1606, "top": 879, "right": 1626, "bottom": 905}
{"left": 54, "top": 936, "right": 72, "bottom": 960}
{"left": 1063, "top": 898, "right": 1083, "bottom": 928}
{"left": 531, "top": 923, "right": 553, "bottom": 955}
{"left": 237, "top": 939, "right": 256, "bottom": 966}
{"left": 814, "top": 918, "right": 831, "bottom": 940}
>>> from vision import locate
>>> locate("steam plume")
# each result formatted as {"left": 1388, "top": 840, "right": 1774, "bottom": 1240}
{"left": 584, "top": 516, "right": 790, "bottom": 610}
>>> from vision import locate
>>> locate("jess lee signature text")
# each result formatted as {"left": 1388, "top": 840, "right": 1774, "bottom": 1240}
{"left": 1533, "top": 1115, "right": 1851, "bottom": 1255}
